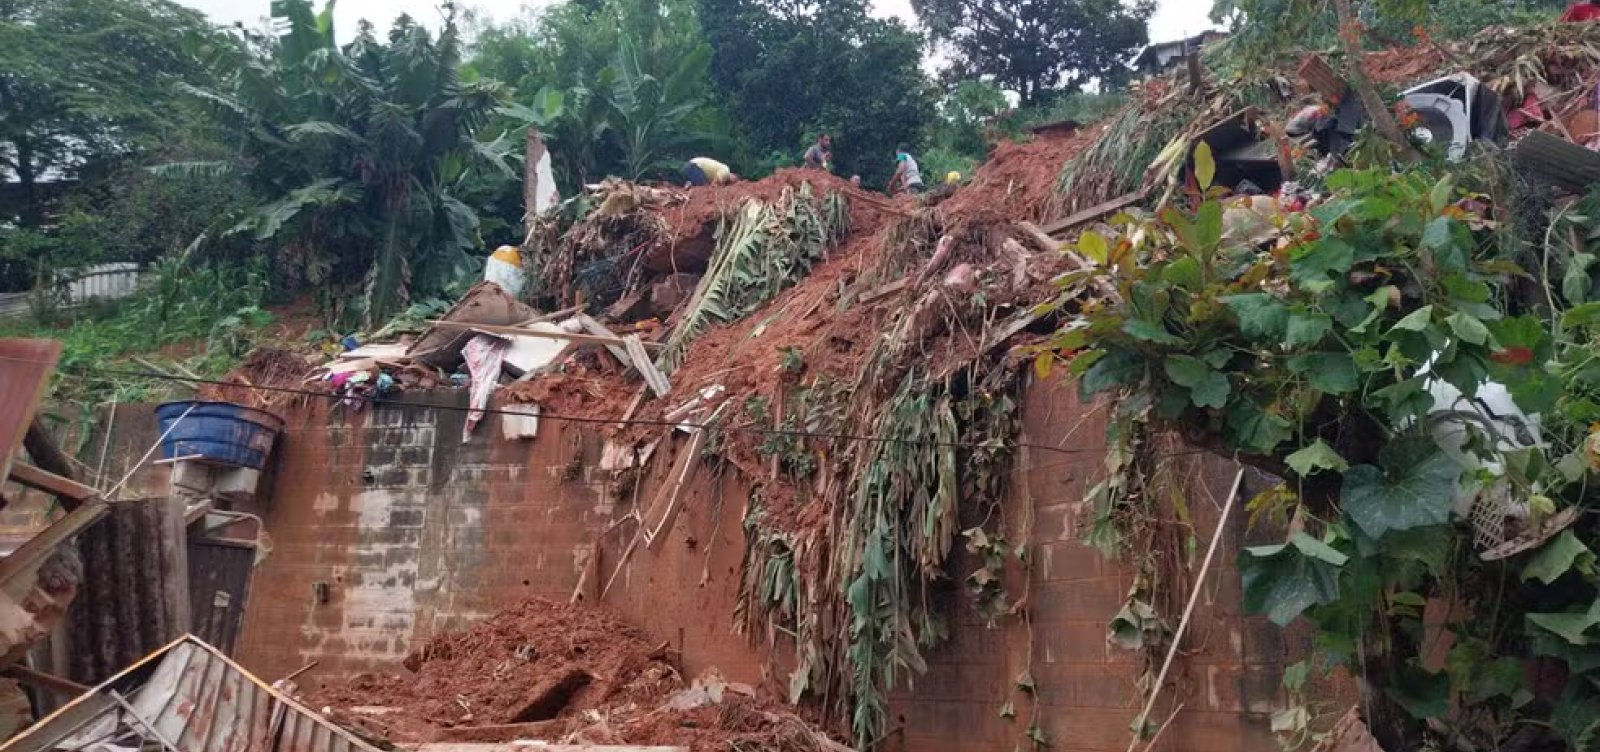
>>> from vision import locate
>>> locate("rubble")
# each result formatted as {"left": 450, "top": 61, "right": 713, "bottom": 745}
{"left": 307, "top": 598, "right": 845, "bottom": 752}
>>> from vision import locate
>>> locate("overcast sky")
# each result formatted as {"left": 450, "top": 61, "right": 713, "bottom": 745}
{"left": 174, "top": 0, "right": 1219, "bottom": 51}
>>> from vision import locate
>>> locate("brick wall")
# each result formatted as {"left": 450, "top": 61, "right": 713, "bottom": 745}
{"left": 54, "top": 382, "right": 1305, "bottom": 752}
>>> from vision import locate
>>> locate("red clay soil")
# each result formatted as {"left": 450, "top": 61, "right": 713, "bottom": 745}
{"left": 306, "top": 597, "right": 843, "bottom": 752}
{"left": 938, "top": 127, "right": 1104, "bottom": 223}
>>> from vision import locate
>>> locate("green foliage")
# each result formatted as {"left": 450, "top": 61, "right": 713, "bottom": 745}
{"left": 472, "top": 0, "right": 728, "bottom": 190}
{"left": 913, "top": 0, "right": 1152, "bottom": 104}
{"left": 1212, "top": 0, "right": 1570, "bottom": 60}
{"left": 1041, "top": 147, "right": 1600, "bottom": 746}
{"left": 697, "top": 0, "right": 936, "bottom": 185}
{"left": 0, "top": 0, "right": 219, "bottom": 227}
{"left": 0, "top": 259, "right": 272, "bottom": 404}
{"left": 181, "top": 0, "right": 505, "bottom": 327}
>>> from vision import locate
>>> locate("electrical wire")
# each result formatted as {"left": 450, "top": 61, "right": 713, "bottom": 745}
{"left": 0, "top": 353, "right": 1177, "bottom": 459}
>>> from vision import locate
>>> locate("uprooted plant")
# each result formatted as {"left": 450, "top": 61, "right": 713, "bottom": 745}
{"left": 1035, "top": 142, "right": 1600, "bottom": 750}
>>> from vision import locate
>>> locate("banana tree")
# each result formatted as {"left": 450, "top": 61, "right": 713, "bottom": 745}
{"left": 171, "top": 0, "right": 510, "bottom": 326}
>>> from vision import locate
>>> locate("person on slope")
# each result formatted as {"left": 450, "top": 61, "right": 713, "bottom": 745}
{"left": 804, "top": 134, "right": 833, "bottom": 171}
{"left": 682, "top": 157, "right": 738, "bottom": 187}
{"left": 886, "top": 144, "right": 924, "bottom": 196}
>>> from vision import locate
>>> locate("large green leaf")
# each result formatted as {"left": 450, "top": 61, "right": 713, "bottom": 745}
{"left": 1241, "top": 532, "right": 1348, "bottom": 625}
{"left": 1164, "top": 355, "right": 1229, "bottom": 408}
{"left": 1285, "top": 311, "right": 1332, "bottom": 347}
{"left": 1222, "top": 293, "right": 1289, "bottom": 340}
{"left": 1226, "top": 398, "right": 1292, "bottom": 454}
{"left": 1287, "top": 351, "right": 1358, "bottom": 394}
{"left": 1386, "top": 663, "right": 1450, "bottom": 720}
{"left": 1286, "top": 439, "right": 1349, "bottom": 476}
{"left": 1524, "top": 530, "right": 1598, "bottom": 585}
{"left": 1528, "top": 599, "right": 1600, "bottom": 645}
{"left": 1340, "top": 440, "right": 1460, "bottom": 540}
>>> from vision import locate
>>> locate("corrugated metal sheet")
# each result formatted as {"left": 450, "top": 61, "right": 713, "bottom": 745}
{"left": 64, "top": 498, "right": 190, "bottom": 685}
{"left": 1, "top": 636, "right": 379, "bottom": 752}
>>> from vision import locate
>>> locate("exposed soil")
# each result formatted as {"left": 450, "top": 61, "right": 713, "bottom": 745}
{"left": 938, "top": 127, "right": 1104, "bottom": 223}
{"left": 306, "top": 598, "right": 843, "bottom": 752}
{"left": 197, "top": 347, "right": 317, "bottom": 411}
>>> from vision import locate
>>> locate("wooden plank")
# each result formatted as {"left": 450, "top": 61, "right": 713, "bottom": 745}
{"left": 0, "top": 339, "right": 61, "bottom": 489}
{"left": 642, "top": 430, "right": 707, "bottom": 549}
{"left": 1040, "top": 188, "right": 1150, "bottom": 237}
{"left": 1298, "top": 53, "right": 1348, "bottom": 100}
{"left": 428, "top": 320, "right": 665, "bottom": 351}
{"left": 575, "top": 314, "right": 638, "bottom": 367}
{"left": 23, "top": 418, "right": 77, "bottom": 484}
{"left": 857, "top": 277, "right": 910, "bottom": 306}
{"left": 625, "top": 335, "right": 671, "bottom": 398}
{"left": 0, "top": 499, "right": 107, "bottom": 587}
{"left": 0, "top": 665, "right": 89, "bottom": 697}
{"left": 6, "top": 462, "right": 96, "bottom": 504}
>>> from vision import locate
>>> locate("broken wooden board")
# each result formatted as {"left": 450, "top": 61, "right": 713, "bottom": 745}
{"left": 641, "top": 430, "right": 707, "bottom": 549}
{"left": 1513, "top": 130, "right": 1600, "bottom": 194}
{"left": 6, "top": 463, "right": 96, "bottom": 507}
{"left": 497, "top": 323, "right": 574, "bottom": 377}
{"left": 0, "top": 339, "right": 61, "bottom": 490}
{"left": 409, "top": 281, "right": 538, "bottom": 366}
{"left": 338, "top": 343, "right": 410, "bottom": 360}
{"left": 575, "top": 314, "right": 637, "bottom": 368}
{"left": 1040, "top": 188, "right": 1150, "bottom": 238}
{"left": 857, "top": 276, "right": 910, "bottom": 306}
{"left": 624, "top": 335, "right": 671, "bottom": 398}
{"left": 429, "top": 321, "right": 665, "bottom": 351}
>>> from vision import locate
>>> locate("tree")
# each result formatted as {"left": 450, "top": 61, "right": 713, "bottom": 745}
{"left": 178, "top": 0, "right": 510, "bottom": 326}
{"left": 0, "top": 0, "right": 217, "bottom": 228}
{"left": 912, "top": 0, "right": 1153, "bottom": 106}
{"left": 698, "top": 0, "right": 936, "bottom": 185}
{"left": 471, "top": 0, "right": 728, "bottom": 189}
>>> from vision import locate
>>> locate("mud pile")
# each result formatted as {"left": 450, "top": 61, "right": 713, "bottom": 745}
{"left": 307, "top": 598, "right": 844, "bottom": 752}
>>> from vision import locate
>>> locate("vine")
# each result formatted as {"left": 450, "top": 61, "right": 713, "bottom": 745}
{"left": 1037, "top": 141, "right": 1600, "bottom": 750}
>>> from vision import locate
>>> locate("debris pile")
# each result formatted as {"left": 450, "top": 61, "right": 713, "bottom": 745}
{"left": 308, "top": 598, "right": 847, "bottom": 752}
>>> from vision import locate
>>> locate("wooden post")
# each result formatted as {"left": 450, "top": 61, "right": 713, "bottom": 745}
{"left": 523, "top": 128, "right": 548, "bottom": 238}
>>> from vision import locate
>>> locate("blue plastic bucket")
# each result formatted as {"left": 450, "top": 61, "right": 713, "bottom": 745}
{"left": 154, "top": 401, "right": 285, "bottom": 469}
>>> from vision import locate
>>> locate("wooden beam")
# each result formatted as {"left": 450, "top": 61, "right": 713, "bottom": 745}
{"left": 23, "top": 419, "right": 76, "bottom": 483}
{"left": 0, "top": 499, "right": 108, "bottom": 586}
{"left": 5, "top": 463, "right": 95, "bottom": 507}
{"left": 1040, "top": 188, "right": 1150, "bottom": 238}
{"left": 0, "top": 665, "right": 89, "bottom": 698}
{"left": 428, "top": 320, "right": 665, "bottom": 351}
{"left": 1298, "top": 53, "right": 1348, "bottom": 100}
{"left": 0, "top": 340, "right": 61, "bottom": 489}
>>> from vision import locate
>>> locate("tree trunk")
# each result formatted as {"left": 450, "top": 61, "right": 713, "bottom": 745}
{"left": 1331, "top": 0, "right": 1422, "bottom": 161}
{"left": 15, "top": 136, "right": 41, "bottom": 229}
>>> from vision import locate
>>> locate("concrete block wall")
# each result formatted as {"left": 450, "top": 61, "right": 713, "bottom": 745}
{"left": 48, "top": 383, "right": 1309, "bottom": 752}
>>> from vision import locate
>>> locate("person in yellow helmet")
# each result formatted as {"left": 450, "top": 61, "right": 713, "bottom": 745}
{"left": 682, "top": 157, "right": 738, "bottom": 187}
{"left": 945, "top": 171, "right": 961, "bottom": 185}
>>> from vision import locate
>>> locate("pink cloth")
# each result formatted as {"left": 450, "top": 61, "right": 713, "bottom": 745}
{"left": 462, "top": 334, "right": 509, "bottom": 442}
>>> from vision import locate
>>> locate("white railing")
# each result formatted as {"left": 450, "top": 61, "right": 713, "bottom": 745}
{"left": 0, "top": 262, "right": 147, "bottom": 318}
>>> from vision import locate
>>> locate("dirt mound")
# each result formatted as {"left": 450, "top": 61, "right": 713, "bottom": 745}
{"left": 640, "top": 168, "right": 902, "bottom": 274}
{"left": 197, "top": 347, "right": 315, "bottom": 410}
{"left": 939, "top": 127, "right": 1102, "bottom": 223}
{"left": 307, "top": 598, "right": 843, "bottom": 752}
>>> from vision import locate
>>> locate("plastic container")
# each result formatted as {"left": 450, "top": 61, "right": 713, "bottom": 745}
{"left": 155, "top": 401, "right": 285, "bottom": 470}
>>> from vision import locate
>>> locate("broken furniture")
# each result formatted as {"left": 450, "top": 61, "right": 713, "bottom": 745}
{"left": 1401, "top": 73, "right": 1508, "bottom": 162}
{"left": 0, "top": 635, "right": 382, "bottom": 752}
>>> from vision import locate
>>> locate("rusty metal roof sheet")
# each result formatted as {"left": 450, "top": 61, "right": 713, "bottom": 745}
{"left": 1, "top": 636, "right": 381, "bottom": 752}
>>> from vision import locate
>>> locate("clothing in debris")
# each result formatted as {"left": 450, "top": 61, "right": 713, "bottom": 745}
{"left": 1562, "top": 2, "right": 1600, "bottom": 22}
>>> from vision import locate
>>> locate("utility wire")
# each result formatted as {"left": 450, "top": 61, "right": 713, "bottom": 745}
{"left": 0, "top": 354, "right": 1162, "bottom": 459}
